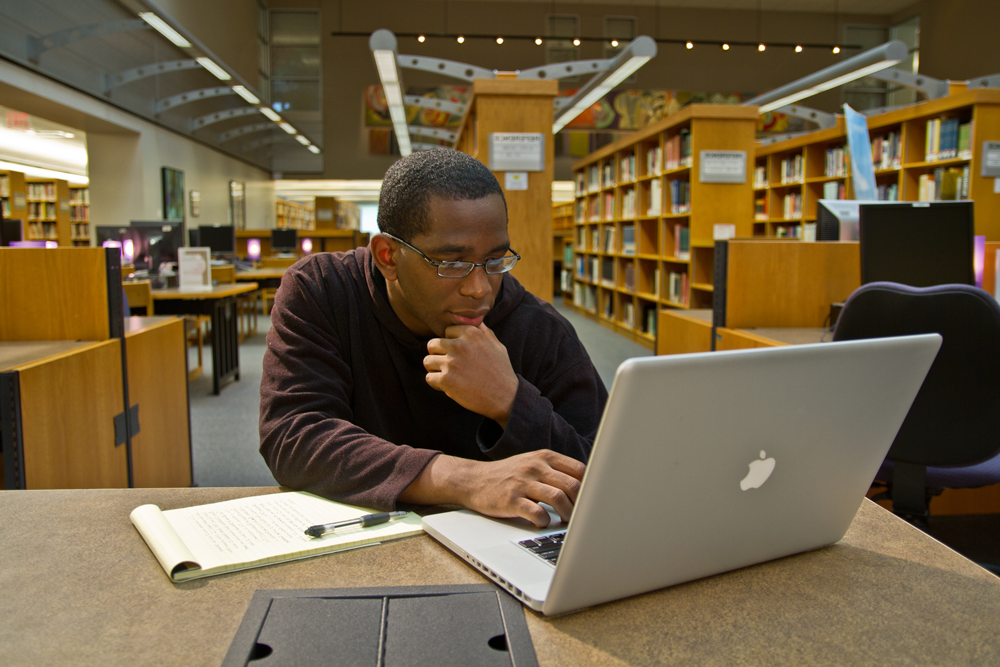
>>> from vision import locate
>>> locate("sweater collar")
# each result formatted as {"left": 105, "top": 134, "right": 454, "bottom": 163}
{"left": 362, "top": 245, "right": 525, "bottom": 350}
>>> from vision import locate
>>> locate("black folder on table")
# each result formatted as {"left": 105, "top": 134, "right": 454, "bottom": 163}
{"left": 221, "top": 584, "right": 537, "bottom": 666}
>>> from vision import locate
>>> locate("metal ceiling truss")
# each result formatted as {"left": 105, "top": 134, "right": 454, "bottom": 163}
{"left": 218, "top": 122, "right": 274, "bottom": 143}
{"left": 396, "top": 55, "right": 493, "bottom": 82}
{"left": 155, "top": 87, "right": 235, "bottom": 115}
{"left": 868, "top": 69, "right": 950, "bottom": 99}
{"left": 27, "top": 20, "right": 149, "bottom": 63}
{"left": 403, "top": 95, "right": 465, "bottom": 116}
{"left": 518, "top": 60, "right": 610, "bottom": 80}
{"left": 774, "top": 105, "right": 836, "bottom": 129}
{"left": 104, "top": 59, "right": 200, "bottom": 93}
{"left": 968, "top": 74, "right": 1000, "bottom": 89}
{"left": 190, "top": 107, "right": 261, "bottom": 131}
{"left": 240, "top": 134, "right": 296, "bottom": 153}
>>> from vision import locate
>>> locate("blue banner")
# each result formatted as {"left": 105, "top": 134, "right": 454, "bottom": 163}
{"left": 844, "top": 104, "right": 877, "bottom": 201}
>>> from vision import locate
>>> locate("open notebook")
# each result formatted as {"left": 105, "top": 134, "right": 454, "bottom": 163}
{"left": 131, "top": 492, "right": 423, "bottom": 582}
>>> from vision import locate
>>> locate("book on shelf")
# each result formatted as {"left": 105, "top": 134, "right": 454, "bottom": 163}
{"left": 621, "top": 225, "right": 636, "bottom": 255}
{"left": 780, "top": 155, "right": 803, "bottom": 183}
{"left": 619, "top": 154, "right": 636, "bottom": 182}
{"left": 622, "top": 301, "right": 635, "bottom": 328}
{"left": 602, "top": 162, "right": 615, "bottom": 188}
{"left": 621, "top": 187, "right": 637, "bottom": 219}
{"left": 666, "top": 271, "right": 689, "bottom": 306}
{"left": 925, "top": 118, "right": 969, "bottom": 162}
{"left": 623, "top": 262, "right": 635, "bottom": 291}
{"left": 825, "top": 146, "right": 846, "bottom": 177}
{"left": 669, "top": 180, "right": 690, "bottom": 215}
{"left": 642, "top": 304, "right": 657, "bottom": 337}
{"left": 674, "top": 225, "right": 690, "bottom": 261}
{"left": 653, "top": 267, "right": 661, "bottom": 298}
{"left": 664, "top": 129, "right": 692, "bottom": 170}
{"left": 877, "top": 183, "right": 899, "bottom": 201}
{"left": 590, "top": 257, "right": 600, "bottom": 281}
{"left": 601, "top": 257, "right": 615, "bottom": 287}
{"left": 563, "top": 243, "right": 574, "bottom": 265}
{"left": 603, "top": 192, "right": 616, "bottom": 220}
{"left": 646, "top": 145, "right": 662, "bottom": 176}
{"left": 576, "top": 227, "right": 585, "bottom": 250}
{"left": 822, "top": 181, "right": 846, "bottom": 200}
{"left": 576, "top": 255, "right": 587, "bottom": 279}
{"left": 575, "top": 172, "right": 586, "bottom": 196}
{"left": 591, "top": 228, "right": 600, "bottom": 250}
{"left": 647, "top": 180, "right": 662, "bottom": 216}
{"left": 575, "top": 200, "right": 585, "bottom": 223}
{"left": 603, "top": 292, "right": 614, "bottom": 319}
{"left": 603, "top": 226, "right": 617, "bottom": 253}
{"left": 919, "top": 167, "right": 967, "bottom": 201}
{"left": 588, "top": 165, "right": 600, "bottom": 192}
{"left": 958, "top": 122, "right": 972, "bottom": 159}
{"left": 130, "top": 491, "right": 423, "bottom": 583}
{"left": 871, "top": 132, "right": 902, "bottom": 170}
{"left": 782, "top": 193, "right": 802, "bottom": 219}
{"left": 773, "top": 224, "right": 801, "bottom": 239}
{"left": 802, "top": 222, "right": 817, "bottom": 242}
{"left": 754, "top": 195, "right": 768, "bottom": 220}
{"left": 0, "top": 173, "right": 9, "bottom": 197}
{"left": 753, "top": 165, "right": 768, "bottom": 189}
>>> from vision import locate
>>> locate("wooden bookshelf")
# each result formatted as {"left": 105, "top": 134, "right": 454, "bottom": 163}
{"left": 24, "top": 177, "right": 71, "bottom": 246}
{"left": 275, "top": 198, "right": 315, "bottom": 230}
{"left": 1, "top": 170, "right": 27, "bottom": 228}
{"left": 553, "top": 202, "right": 574, "bottom": 300}
{"left": 568, "top": 104, "right": 759, "bottom": 349}
{"left": 69, "top": 186, "right": 90, "bottom": 246}
{"left": 752, "top": 88, "right": 1000, "bottom": 240}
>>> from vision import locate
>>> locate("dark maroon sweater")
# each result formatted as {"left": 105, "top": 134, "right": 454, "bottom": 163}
{"left": 258, "top": 247, "right": 608, "bottom": 510}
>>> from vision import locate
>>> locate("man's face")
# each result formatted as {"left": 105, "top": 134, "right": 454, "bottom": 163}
{"left": 386, "top": 194, "right": 509, "bottom": 338}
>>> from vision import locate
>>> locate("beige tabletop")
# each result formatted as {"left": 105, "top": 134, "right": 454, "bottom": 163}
{"left": 234, "top": 268, "right": 287, "bottom": 280}
{"left": 151, "top": 282, "right": 258, "bottom": 300}
{"left": 0, "top": 340, "right": 99, "bottom": 371}
{"left": 1, "top": 487, "right": 998, "bottom": 666}
{"left": 738, "top": 327, "right": 831, "bottom": 346}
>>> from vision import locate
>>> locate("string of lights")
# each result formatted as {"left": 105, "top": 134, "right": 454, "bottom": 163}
{"left": 334, "top": 31, "right": 859, "bottom": 54}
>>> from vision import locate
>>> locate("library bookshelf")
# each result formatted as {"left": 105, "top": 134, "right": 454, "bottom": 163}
{"left": 1, "top": 169, "right": 27, "bottom": 225}
{"left": 276, "top": 198, "right": 315, "bottom": 230}
{"left": 752, "top": 88, "right": 1000, "bottom": 241}
{"left": 25, "top": 177, "right": 71, "bottom": 246}
{"left": 568, "top": 105, "right": 758, "bottom": 349}
{"left": 553, "top": 202, "right": 574, "bottom": 300}
{"left": 69, "top": 186, "right": 90, "bottom": 246}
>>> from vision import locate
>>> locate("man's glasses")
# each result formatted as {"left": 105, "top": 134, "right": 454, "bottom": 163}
{"left": 382, "top": 232, "right": 520, "bottom": 278}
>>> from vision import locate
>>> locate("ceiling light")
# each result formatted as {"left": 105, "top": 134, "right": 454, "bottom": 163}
{"left": 0, "top": 159, "right": 88, "bottom": 185}
{"left": 196, "top": 57, "right": 231, "bottom": 81}
{"left": 417, "top": 35, "right": 425, "bottom": 43}
{"left": 795, "top": 45, "right": 803, "bottom": 53}
{"left": 457, "top": 36, "right": 465, "bottom": 44}
{"left": 686, "top": 42, "right": 693, "bottom": 49}
{"left": 611, "top": 40, "right": 619, "bottom": 47}
{"left": 278, "top": 122, "right": 297, "bottom": 135}
{"left": 369, "top": 30, "right": 412, "bottom": 156}
{"left": 535, "top": 38, "right": 543, "bottom": 46}
{"left": 295, "top": 135, "right": 310, "bottom": 145}
{"left": 138, "top": 12, "right": 191, "bottom": 48}
{"left": 307, "top": 145, "right": 321, "bottom": 154}
{"left": 573, "top": 39, "right": 581, "bottom": 46}
{"left": 743, "top": 40, "right": 908, "bottom": 113}
{"left": 260, "top": 107, "right": 282, "bottom": 122}
{"left": 496, "top": 37, "right": 504, "bottom": 44}
{"left": 553, "top": 36, "right": 657, "bottom": 134}
{"left": 759, "top": 44, "right": 766, "bottom": 52}
{"left": 232, "top": 85, "right": 260, "bottom": 104}
{"left": 722, "top": 43, "right": 730, "bottom": 50}
{"left": 833, "top": 46, "right": 841, "bottom": 54}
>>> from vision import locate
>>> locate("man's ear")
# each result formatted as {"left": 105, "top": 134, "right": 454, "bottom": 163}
{"left": 370, "top": 234, "right": 399, "bottom": 281}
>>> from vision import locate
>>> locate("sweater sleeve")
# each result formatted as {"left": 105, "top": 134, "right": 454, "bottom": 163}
{"left": 476, "top": 361, "right": 608, "bottom": 464}
{"left": 258, "top": 262, "right": 438, "bottom": 511}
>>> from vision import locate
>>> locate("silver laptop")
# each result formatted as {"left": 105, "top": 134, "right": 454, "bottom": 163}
{"left": 422, "top": 335, "right": 941, "bottom": 616}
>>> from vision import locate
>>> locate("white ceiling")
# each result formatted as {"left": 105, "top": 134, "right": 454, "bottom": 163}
{"left": 454, "top": 0, "right": 918, "bottom": 15}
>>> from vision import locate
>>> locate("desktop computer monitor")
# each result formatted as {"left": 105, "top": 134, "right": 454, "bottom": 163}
{"left": 199, "top": 225, "right": 236, "bottom": 256}
{"left": 1, "top": 218, "right": 24, "bottom": 246}
{"left": 859, "top": 201, "right": 975, "bottom": 287}
{"left": 815, "top": 200, "right": 904, "bottom": 241}
{"left": 130, "top": 220, "right": 184, "bottom": 272}
{"left": 271, "top": 228, "right": 298, "bottom": 253}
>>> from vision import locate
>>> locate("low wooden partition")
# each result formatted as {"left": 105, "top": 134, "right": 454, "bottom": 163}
{"left": 235, "top": 229, "right": 369, "bottom": 258}
{"left": 0, "top": 248, "right": 191, "bottom": 490}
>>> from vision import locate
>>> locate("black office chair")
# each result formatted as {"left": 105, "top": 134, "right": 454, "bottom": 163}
{"left": 832, "top": 282, "right": 1000, "bottom": 526}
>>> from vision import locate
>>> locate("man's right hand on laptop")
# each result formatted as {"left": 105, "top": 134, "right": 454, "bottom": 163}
{"left": 398, "top": 450, "right": 585, "bottom": 528}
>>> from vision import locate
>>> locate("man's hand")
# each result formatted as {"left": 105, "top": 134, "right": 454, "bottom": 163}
{"left": 398, "top": 450, "right": 587, "bottom": 528}
{"left": 424, "top": 323, "right": 519, "bottom": 427}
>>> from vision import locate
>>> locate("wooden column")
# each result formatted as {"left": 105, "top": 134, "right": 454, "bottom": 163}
{"left": 457, "top": 78, "right": 558, "bottom": 301}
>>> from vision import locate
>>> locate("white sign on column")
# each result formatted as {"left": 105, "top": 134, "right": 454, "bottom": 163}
{"left": 489, "top": 133, "right": 545, "bottom": 172}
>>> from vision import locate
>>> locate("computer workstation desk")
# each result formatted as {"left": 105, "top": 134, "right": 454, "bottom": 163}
{"left": 1, "top": 485, "right": 998, "bottom": 666}
{"left": 150, "top": 283, "right": 258, "bottom": 395}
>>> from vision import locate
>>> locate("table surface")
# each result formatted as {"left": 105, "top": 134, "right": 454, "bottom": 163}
{"left": 1, "top": 487, "right": 998, "bottom": 666}
{"left": 0, "top": 340, "right": 99, "bottom": 371}
{"left": 151, "top": 282, "right": 258, "bottom": 299}
{"left": 738, "top": 327, "right": 830, "bottom": 345}
{"left": 234, "top": 268, "right": 288, "bottom": 280}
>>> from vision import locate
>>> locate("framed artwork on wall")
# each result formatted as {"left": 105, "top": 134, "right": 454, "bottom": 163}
{"left": 162, "top": 167, "right": 185, "bottom": 221}
{"left": 230, "top": 181, "right": 246, "bottom": 230}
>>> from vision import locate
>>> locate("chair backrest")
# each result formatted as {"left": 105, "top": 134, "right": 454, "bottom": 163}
{"left": 833, "top": 281, "right": 1000, "bottom": 467}
{"left": 123, "top": 280, "right": 154, "bottom": 316}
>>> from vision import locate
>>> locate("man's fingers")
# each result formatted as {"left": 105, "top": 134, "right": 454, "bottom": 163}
{"left": 513, "top": 497, "right": 552, "bottom": 528}
{"left": 539, "top": 469, "right": 583, "bottom": 504}
{"left": 527, "top": 482, "right": 574, "bottom": 523}
{"left": 540, "top": 451, "right": 587, "bottom": 481}
{"left": 444, "top": 324, "right": 475, "bottom": 339}
{"left": 423, "top": 354, "right": 446, "bottom": 372}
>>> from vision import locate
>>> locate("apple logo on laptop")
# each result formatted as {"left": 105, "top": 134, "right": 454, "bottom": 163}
{"left": 740, "top": 450, "right": 776, "bottom": 491}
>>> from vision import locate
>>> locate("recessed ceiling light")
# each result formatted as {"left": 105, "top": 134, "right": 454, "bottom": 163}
{"left": 611, "top": 39, "right": 619, "bottom": 47}
{"left": 833, "top": 46, "right": 841, "bottom": 54}
{"left": 795, "top": 45, "right": 803, "bottom": 53}
{"left": 417, "top": 35, "right": 425, "bottom": 43}
{"left": 686, "top": 41, "right": 693, "bottom": 49}
{"left": 457, "top": 36, "right": 465, "bottom": 44}
{"left": 722, "top": 43, "right": 730, "bottom": 50}
{"left": 496, "top": 37, "right": 503, "bottom": 44}
{"left": 573, "top": 38, "right": 581, "bottom": 46}
{"left": 535, "top": 38, "right": 543, "bottom": 46}
{"left": 759, "top": 43, "right": 766, "bottom": 52}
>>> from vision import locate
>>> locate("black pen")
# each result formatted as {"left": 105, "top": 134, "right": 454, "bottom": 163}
{"left": 305, "top": 511, "right": 409, "bottom": 538}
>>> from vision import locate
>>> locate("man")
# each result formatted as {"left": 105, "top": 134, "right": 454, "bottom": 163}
{"left": 259, "top": 149, "right": 608, "bottom": 527}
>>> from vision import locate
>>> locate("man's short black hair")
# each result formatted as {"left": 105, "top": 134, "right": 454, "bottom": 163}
{"left": 377, "top": 149, "right": 506, "bottom": 242}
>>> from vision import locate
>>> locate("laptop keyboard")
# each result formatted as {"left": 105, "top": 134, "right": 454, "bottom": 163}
{"left": 516, "top": 531, "right": 567, "bottom": 566}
